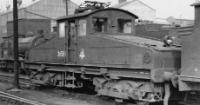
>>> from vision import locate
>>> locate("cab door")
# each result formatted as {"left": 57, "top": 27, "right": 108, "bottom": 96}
{"left": 67, "top": 20, "right": 78, "bottom": 63}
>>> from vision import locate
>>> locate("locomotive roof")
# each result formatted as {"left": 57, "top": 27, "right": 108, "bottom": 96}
{"left": 57, "top": 8, "right": 138, "bottom": 21}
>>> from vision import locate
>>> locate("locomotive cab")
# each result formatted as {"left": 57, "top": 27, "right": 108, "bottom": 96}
{"left": 58, "top": 8, "right": 137, "bottom": 36}
{"left": 57, "top": 8, "right": 139, "bottom": 66}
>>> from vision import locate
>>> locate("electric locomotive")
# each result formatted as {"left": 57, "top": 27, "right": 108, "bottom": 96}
{"left": 28, "top": 6, "right": 181, "bottom": 105}
{"left": 0, "top": 1, "right": 183, "bottom": 105}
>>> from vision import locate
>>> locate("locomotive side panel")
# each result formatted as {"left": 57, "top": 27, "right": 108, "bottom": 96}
{"left": 77, "top": 35, "right": 153, "bottom": 68}
{"left": 28, "top": 37, "right": 66, "bottom": 63}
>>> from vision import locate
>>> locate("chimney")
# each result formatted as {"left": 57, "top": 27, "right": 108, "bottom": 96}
{"left": 192, "top": 2, "right": 200, "bottom": 26}
{"left": 119, "top": 0, "right": 127, "bottom": 4}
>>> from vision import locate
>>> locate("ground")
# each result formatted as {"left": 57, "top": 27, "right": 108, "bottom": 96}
{"left": 0, "top": 82, "right": 118, "bottom": 105}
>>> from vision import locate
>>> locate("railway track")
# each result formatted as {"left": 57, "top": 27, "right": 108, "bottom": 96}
{"left": 0, "top": 91, "right": 46, "bottom": 105}
{"left": 0, "top": 71, "right": 35, "bottom": 88}
{"left": 0, "top": 72, "right": 179, "bottom": 105}
{"left": 0, "top": 72, "right": 159, "bottom": 105}
{"left": 0, "top": 72, "right": 137, "bottom": 105}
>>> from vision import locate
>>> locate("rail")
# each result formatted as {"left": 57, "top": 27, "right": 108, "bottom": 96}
{"left": 0, "top": 91, "right": 46, "bottom": 105}
{"left": 0, "top": 72, "right": 37, "bottom": 87}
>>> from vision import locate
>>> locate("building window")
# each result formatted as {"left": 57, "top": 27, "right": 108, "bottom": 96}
{"left": 92, "top": 17, "right": 108, "bottom": 32}
{"left": 53, "top": 26, "right": 57, "bottom": 32}
{"left": 78, "top": 19, "right": 87, "bottom": 36}
{"left": 59, "top": 22, "right": 65, "bottom": 38}
{"left": 118, "top": 19, "right": 132, "bottom": 33}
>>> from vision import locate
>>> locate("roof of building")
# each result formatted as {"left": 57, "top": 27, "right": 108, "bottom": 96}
{"left": 0, "top": 0, "right": 77, "bottom": 16}
{"left": 0, "top": 0, "right": 40, "bottom": 15}
{"left": 113, "top": 0, "right": 155, "bottom": 11}
{"left": 57, "top": 8, "right": 138, "bottom": 21}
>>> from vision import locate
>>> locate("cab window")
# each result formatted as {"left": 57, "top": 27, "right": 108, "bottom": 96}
{"left": 118, "top": 19, "right": 132, "bottom": 34}
{"left": 92, "top": 17, "right": 108, "bottom": 32}
{"left": 78, "top": 19, "right": 87, "bottom": 36}
{"left": 59, "top": 22, "right": 66, "bottom": 38}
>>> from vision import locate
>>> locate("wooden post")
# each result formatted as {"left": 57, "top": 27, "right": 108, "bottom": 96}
{"left": 66, "top": 0, "right": 68, "bottom": 16}
{"left": 13, "top": 0, "right": 20, "bottom": 88}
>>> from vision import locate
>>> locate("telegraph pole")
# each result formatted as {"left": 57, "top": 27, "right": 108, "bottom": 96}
{"left": 13, "top": 0, "right": 19, "bottom": 88}
{"left": 66, "top": 0, "right": 68, "bottom": 16}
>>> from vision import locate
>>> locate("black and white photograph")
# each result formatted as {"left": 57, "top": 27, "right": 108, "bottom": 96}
{"left": 0, "top": 0, "right": 198, "bottom": 105}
